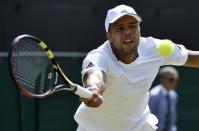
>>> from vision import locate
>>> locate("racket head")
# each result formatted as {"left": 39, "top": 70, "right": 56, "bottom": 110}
{"left": 9, "top": 34, "right": 57, "bottom": 98}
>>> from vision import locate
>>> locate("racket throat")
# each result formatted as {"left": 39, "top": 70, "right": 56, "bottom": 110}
{"left": 53, "top": 84, "right": 77, "bottom": 92}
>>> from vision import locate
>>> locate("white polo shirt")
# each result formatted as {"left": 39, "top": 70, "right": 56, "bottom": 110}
{"left": 74, "top": 37, "right": 188, "bottom": 131}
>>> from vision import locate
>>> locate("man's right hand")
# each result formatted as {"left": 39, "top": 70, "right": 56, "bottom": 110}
{"left": 80, "top": 86, "right": 103, "bottom": 107}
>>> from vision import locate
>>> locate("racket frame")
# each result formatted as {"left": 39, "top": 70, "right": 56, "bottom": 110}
{"left": 9, "top": 34, "right": 92, "bottom": 98}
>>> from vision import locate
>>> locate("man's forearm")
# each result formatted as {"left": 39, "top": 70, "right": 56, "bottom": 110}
{"left": 184, "top": 50, "right": 199, "bottom": 68}
{"left": 83, "top": 69, "right": 106, "bottom": 95}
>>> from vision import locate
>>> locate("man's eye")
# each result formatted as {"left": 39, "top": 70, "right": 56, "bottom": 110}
{"left": 130, "top": 25, "right": 137, "bottom": 29}
{"left": 116, "top": 27, "right": 124, "bottom": 31}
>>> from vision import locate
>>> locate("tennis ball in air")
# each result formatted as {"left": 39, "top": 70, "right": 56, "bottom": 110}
{"left": 156, "top": 39, "right": 174, "bottom": 57}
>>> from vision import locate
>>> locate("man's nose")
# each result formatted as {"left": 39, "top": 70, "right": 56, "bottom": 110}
{"left": 124, "top": 28, "right": 132, "bottom": 36}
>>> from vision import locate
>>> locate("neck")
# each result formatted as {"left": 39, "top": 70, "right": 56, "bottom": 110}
{"left": 112, "top": 47, "right": 138, "bottom": 64}
{"left": 119, "top": 53, "right": 138, "bottom": 64}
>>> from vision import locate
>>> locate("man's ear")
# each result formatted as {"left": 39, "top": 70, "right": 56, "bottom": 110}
{"left": 106, "top": 32, "right": 111, "bottom": 41}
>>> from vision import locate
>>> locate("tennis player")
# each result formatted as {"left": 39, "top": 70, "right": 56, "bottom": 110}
{"left": 74, "top": 4, "right": 199, "bottom": 131}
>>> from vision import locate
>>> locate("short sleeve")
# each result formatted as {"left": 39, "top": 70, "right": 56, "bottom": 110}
{"left": 81, "top": 50, "right": 108, "bottom": 77}
{"left": 162, "top": 44, "right": 188, "bottom": 66}
{"left": 154, "top": 38, "right": 188, "bottom": 66}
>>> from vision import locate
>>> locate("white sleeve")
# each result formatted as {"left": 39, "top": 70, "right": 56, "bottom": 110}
{"left": 81, "top": 51, "right": 108, "bottom": 77}
{"left": 153, "top": 38, "right": 188, "bottom": 66}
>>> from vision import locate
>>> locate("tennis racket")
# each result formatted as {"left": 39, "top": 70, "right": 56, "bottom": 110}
{"left": 8, "top": 34, "right": 93, "bottom": 98}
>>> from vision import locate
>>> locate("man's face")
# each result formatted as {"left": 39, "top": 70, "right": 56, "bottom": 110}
{"left": 162, "top": 73, "right": 178, "bottom": 90}
{"left": 107, "top": 15, "right": 140, "bottom": 55}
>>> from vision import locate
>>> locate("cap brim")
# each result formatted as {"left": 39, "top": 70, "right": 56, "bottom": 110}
{"left": 109, "top": 13, "right": 142, "bottom": 24}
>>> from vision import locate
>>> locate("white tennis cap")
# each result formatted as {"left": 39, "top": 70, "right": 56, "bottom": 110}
{"left": 105, "top": 5, "right": 142, "bottom": 32}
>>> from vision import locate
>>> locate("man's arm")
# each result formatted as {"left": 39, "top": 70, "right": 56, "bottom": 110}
{"left": 80, "top": 69, "right": 106, "bottom": 107}
{"left": 184, "top": 50, "right": 199, "bottom": 67}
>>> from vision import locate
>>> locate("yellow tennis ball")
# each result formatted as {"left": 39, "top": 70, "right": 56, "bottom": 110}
{"left": 156, "top": 39, "right": 174, "bottom": 56}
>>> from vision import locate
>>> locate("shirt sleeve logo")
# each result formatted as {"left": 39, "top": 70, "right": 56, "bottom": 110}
{"left": 176, "top": 45, "right": 182, "bottom": 50}
{"left": 86, "top": 62, "right": 94, "bottom": 69}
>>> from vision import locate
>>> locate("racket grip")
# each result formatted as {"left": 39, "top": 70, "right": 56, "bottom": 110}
{"left": 74, "top": 84, "right": 93, "bottom": 98}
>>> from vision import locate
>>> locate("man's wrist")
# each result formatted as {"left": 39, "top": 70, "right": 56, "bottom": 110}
{"left": 86, "top": 86, "right": 101, "bottom": 94}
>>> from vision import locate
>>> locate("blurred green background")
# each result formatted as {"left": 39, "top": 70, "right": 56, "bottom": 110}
{"left": 0, "top": 57, "right": 81, "bottom": 131}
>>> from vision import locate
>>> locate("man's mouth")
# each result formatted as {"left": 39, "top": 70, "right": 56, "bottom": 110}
{"left": 123, "top": 39, "right": 133, "bottom": 44}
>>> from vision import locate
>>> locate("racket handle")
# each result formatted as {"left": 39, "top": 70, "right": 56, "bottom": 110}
{"left": 74, "top": 84, "right": 93, "bottom": 98}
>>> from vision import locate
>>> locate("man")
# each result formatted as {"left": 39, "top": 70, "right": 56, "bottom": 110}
{"left": 149, "top": 66, "right": 179, "bottom": 131}
{"left": 74, "top": 4, "right": 199, "bottom": 131}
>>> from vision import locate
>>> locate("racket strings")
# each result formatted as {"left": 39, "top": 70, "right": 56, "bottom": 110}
{"left": 11, "top": 38, "right": 56, "bottom": 95}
